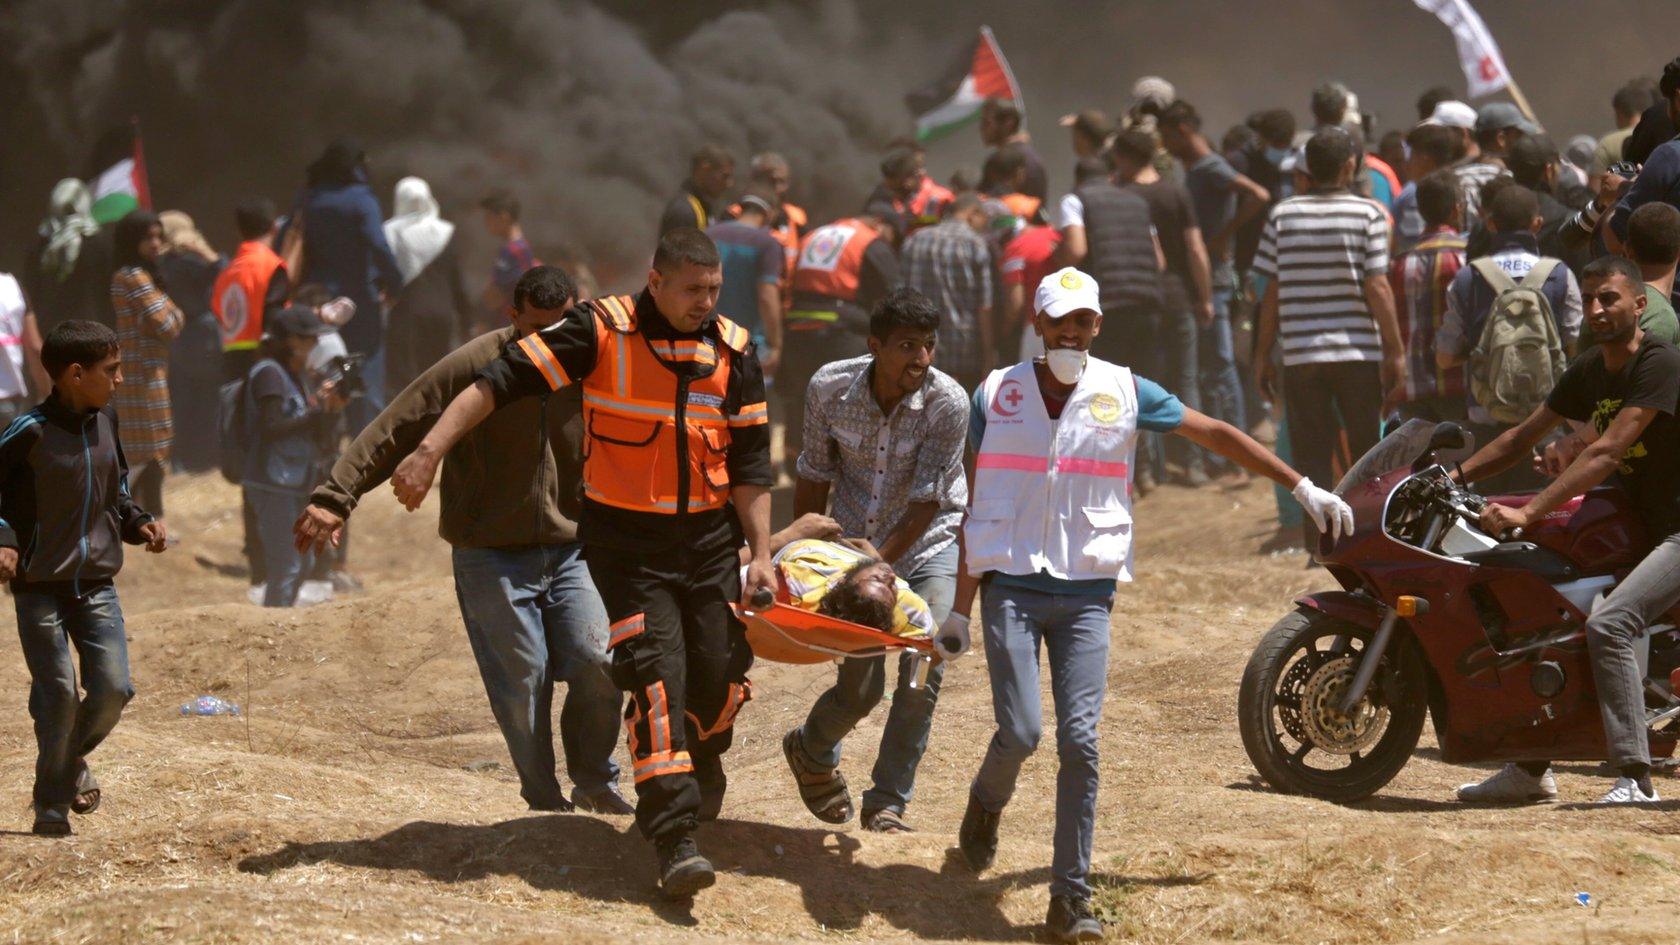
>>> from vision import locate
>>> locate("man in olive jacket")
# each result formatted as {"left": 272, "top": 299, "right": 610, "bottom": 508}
{"left": 295, "top": 266, "right": 629, "bottom": 814}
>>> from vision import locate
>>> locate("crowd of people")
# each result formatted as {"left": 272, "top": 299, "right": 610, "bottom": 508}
{"left": 9, "top": 54, "right": 1680, "bottom": 944}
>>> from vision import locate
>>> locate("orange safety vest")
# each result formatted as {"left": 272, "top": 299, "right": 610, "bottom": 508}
{"left": 519, "top": 294, "right": 762, "bottom": 516}
{"left": 772, "top": 203, "right": 807, "bottom": 277}
{"left": 789, "top": 218, "right": 880, "bottom": 306}
{"left": 211, "top": 241, "right": 285, "bottom": 351}
{"left": 902, "top": 176, "right": 954, "bottom": 231}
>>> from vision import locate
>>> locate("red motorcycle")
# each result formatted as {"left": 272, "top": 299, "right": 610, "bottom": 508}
{"left": 1239, "top": 420, "right": 1680, "bottom": 801}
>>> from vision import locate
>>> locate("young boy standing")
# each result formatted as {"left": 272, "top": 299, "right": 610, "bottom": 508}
{"left": 0, "top": 320, "right": 167, "bottom": 836}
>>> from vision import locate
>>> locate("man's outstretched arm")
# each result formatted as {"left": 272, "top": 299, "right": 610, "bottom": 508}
{"left": 390, "top": 379, "right": 497, "bottom": 510}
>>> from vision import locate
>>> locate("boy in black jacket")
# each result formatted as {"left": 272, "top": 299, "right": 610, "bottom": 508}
{"left": 1, "top": 320, "right": 167, "bottom": 835}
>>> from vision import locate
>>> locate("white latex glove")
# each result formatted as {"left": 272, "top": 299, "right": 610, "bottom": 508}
{"left": 933, "top": 612, "right": 973, "bottom": 661}
{"left": 1292, "top": 476, "right": 1355, "bottom": 543}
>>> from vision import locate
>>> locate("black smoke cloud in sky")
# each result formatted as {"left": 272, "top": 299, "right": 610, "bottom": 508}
{"left": 0, "top": 0, "right": 914, "bottom": 285}
{"left": 2, "top": 0, "right": 1676, "bottom": 288}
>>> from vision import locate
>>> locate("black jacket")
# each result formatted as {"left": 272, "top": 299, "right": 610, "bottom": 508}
{"left": 0, "top": 395, "right": 153, "bottom": 592}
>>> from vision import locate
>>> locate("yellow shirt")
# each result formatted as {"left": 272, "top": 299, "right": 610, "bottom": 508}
{"left": 774, "top": 539, "right": 933, "bottom": 640}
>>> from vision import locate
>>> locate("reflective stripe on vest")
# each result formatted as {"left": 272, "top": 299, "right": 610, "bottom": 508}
{"left": 211, "top": 242, "right": 285, "bottom": 351}
{"left": 574, "top": 295, "right": 761, "bottom": 515}
{"left": 964, "top": 358, "right": 1140, "bottom": 582}
{"left": 790, "top": 218, "right": 879, "bottom": 303}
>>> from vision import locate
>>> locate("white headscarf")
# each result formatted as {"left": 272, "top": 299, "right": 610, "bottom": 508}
{"left": 383, "top": 176, "right": 454, "bottom": 285}
{"left": 38, "top": 178, "right": 102, "bottom": 283}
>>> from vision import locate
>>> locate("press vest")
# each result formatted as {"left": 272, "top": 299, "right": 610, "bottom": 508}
{"left": 1076, "top": 181, "right": 1161, "bottom": 312}
{"left": 212, "top": 241, "right": 285, "bottom": 352}
{"left": 964, "top": 358, "right": 1140, "bottom": 582}
{"left": 790, "top": 218, "right": 880, "bottom": 307}
{"left": 521, "top": 294, "right": 758, "bottom": 516}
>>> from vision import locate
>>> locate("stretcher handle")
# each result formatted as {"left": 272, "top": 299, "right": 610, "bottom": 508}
{"left": 750, "top": 587, "right": 775, "bottom": 610}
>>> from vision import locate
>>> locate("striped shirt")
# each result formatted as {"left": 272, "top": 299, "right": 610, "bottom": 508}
{"left": 898, "top": 218, "right": 993, "bottom": 382}
{"left": 1389, "top": 226, "right": 1467, "bottom": 402}
{"left": 1453, "top": 161, "right": 1505, "bottom": 219}
{"left": 1253, "top": 191, "right": 1391, "bottom": 367}
{"left": 110, "top": 266, "right": 184, "bottom": 463}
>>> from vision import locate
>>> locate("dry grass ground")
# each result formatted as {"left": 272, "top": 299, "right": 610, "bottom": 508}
{"left": 2, "top": 473, "right": 1678, "bottom": 944}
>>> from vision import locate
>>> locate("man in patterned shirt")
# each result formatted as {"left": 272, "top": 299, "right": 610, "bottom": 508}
{"left": 898, "top": 194, "right": 995, "bottom": 391}
{"left": 784, "top": 287, "right": 968, "bottom": 833}
{"left": 1389, "top": 171, "right": 1468, "bottom": 422}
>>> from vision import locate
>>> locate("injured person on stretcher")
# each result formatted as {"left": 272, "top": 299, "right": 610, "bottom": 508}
{"left": 737, "top": 513, "right": 935, "bottom": 648}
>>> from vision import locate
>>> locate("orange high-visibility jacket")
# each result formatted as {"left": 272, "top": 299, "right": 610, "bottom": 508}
{"left": 211, "top": 241, "right": 285, "bottom": 352}
{"left": 790, "top": 218, "right": 881, "bottom": 303}
{"left": 516, "top": 294, "right": 764, "bottom": 515}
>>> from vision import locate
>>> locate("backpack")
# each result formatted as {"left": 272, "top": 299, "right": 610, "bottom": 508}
{"left": 1468, "top": 257, "right": 1567, "bottom": 424}
{"left": 216, "top": 377, "right": 248, "bottom": 484}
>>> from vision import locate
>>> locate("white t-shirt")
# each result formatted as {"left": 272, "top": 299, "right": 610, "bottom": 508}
{"left": 1058, "top": 193, "right": 1085, "bottom": 230}
{"left": 0, "top": 274, "right": 30, "bottom": 400}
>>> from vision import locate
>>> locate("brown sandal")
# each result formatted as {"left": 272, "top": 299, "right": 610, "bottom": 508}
{"left": 783, "top": 729, "right": 853, "bottom": 824}
{"left": 861, "top": 808, "right": 914, "bottom": 833}
{"left": 72, "top": 761, "right": 100, "bottom": 814}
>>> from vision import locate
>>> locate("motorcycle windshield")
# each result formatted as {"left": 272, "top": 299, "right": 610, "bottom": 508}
{"left": 1334, "top": 420, "right": 1440, "bottom": 496}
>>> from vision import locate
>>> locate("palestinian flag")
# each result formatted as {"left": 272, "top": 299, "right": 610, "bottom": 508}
{"left": 906, "top": 26, "right": 1022, "bottom": 143}
{"left": 88, "top": 123, "right": 153, "bottom": 224}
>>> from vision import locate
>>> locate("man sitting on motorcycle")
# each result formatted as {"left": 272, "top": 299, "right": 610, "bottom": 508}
{"left": 1455, "top": 255, "right": 1680, "bottom": 805}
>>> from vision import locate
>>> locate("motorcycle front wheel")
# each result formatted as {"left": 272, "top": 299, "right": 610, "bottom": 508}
{"left": 1238, "top": 608, "right": 1429, "bottom": 802}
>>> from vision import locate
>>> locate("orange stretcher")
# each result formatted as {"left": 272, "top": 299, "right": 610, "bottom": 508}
{"left": 733, "top": 600, "right": 937, "bottom": 687}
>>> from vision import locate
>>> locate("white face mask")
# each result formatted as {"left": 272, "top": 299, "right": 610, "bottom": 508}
{"left": 1044, "top": 348, "right": 1087, "bottom": 385}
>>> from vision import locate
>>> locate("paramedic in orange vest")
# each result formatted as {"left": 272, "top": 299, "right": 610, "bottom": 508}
{"left": 389, "top": 227, "right": 774, "bottom": 900}
{"left": 211, "top": 197, "right": 290, "bottom": 382}
{"left": 868, "top": 147, "right": 954, "bottom": 236}
{"left": 781, "top": 206, "right": 901, "bottom": 473}
{"left": 934, "top": 267, "right": 1353, "bottom": 942}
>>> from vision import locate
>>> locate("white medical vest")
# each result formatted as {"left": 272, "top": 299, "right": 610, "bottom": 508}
{"left": 963, "top": 357, "right": 1139, "bottom": 582}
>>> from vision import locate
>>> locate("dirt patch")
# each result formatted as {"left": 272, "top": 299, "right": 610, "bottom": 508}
{"left": 2, "top": 473, "right": 1677, "bottom": 943}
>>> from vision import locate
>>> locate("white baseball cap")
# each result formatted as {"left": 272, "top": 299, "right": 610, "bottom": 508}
{"left": 1421, "top": 100, "right": 1476, "bottom": 130}
{"left": 1035, "top": 267, "right": 1102, "bottom": 319}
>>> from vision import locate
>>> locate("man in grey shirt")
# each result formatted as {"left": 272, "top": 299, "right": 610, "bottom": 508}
{"left": 783, "top": 288, "right": 968, "bottom": 833}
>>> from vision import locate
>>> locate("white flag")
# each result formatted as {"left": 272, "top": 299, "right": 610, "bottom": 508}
{"left": 1413, "top": 0, "right": 1511, "bottom": 98}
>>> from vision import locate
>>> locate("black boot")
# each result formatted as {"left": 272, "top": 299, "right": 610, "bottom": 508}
{"left": 958, "top": 792, "right": 1000, "bottom": 871}
{"left": 1047, "top": 895, "right": 1104, "bottom": 943}
{"left": 656, "top": 833, "right": 715, "bottom": 899}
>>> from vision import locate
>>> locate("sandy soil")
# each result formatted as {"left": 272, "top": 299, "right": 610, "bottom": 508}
{"left": 2, "top": 473, "right": 1678, "bottom": 944}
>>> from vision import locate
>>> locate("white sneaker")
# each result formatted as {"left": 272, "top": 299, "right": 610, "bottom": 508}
{"left": 246, "top": 584, "right": 266, "bottom": 605}
{"left": 297, "top": 580, "right": 335, "bottom": 607}
{"left": 1456, "top": 764, "right": 1558, "bottom": 804}
{"left": 1596, "top": 777, "right": 1659, "bottom": 805}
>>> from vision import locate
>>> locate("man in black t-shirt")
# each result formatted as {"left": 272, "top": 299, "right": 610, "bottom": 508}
{"left": 1451, "top": 256, "right": 1680, "bottom": 806}
{"left": 1109, "top": 129, "right": 1212, "bottom": 485}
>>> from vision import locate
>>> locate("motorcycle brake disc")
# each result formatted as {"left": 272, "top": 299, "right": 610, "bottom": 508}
{"left": 1276, "top": 656, "right": 1317, "bottom": 743}
{"left": 1300, "top": 655, "right": 1389, "bottom": 755}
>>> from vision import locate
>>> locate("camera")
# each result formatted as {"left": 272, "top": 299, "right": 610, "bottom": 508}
{"left": 1608, "top": 160, "right": 1640, "bottom": 181}
{"left": 320, "top": 353, "right": 367, "bottom": 397}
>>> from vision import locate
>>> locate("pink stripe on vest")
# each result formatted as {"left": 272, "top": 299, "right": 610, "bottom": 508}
{"left": 975, "top": 453, "right": 1049, "bottom": 472}
{"left": 1055, "top": 457, "right": 1129, "bottom": 478}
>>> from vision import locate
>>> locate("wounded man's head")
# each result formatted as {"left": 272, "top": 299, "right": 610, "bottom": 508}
{"left": 817, "top": 560, "right": 897, "bottom": 632}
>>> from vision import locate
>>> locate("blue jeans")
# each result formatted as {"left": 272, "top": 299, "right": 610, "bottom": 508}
{"left": 15, "top": 584, "right": 134, "bottom": 807}
{"left": 452, "top": 543, "right": 623, "bottom": 808}
{"left": 796, "top": 542, "right": 958, "bottom": 815}
{"left": 1199, "top": 265, "right": 1248, "bottom": 472}
{"left": 971, "top": 582, "right": 1112, "bottom": 900}
{"left": 245, "top": 486, "right": 312, "bottom": 607}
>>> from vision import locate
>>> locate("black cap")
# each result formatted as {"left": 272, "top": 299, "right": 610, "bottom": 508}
{"left": 268, "top": 305, "right": 333, "bottom": 339}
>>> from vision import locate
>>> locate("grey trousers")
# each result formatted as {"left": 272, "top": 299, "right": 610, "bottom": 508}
{"left": 1584, "top": 532, "right": 1680, "bottom": 769}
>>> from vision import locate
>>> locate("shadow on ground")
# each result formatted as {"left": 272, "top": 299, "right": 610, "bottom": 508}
{"left": 238, "top": 813, "right": 1209, "bottom": 940}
